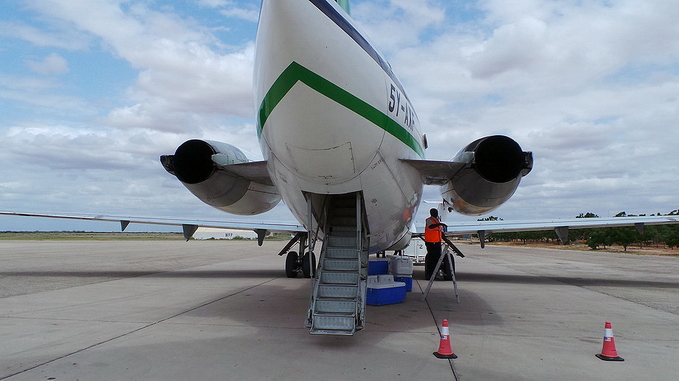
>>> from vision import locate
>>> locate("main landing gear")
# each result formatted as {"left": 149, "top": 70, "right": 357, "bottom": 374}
{"left": 285, "top": 251, "right": 316, "bottom": 278}
{"left": 279, "top": 232, "right": 316, "bottom": 278}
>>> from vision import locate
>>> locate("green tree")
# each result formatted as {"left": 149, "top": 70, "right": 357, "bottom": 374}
{"left": 609, "top": 227, "right": 638, "bottom": 251}
{"left": 587, "top": 228, "right": 612, "bottom": 250}
{"left": 576, "top": 212, "right": 600, "bottom": 218}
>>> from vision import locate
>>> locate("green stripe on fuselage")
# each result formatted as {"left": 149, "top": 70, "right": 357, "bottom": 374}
{"left": 256, "top": 61, "right": 425, "bottom": 158}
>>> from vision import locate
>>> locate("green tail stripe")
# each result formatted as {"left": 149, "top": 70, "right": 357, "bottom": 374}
{"left": 256, "top": 61, "right": 424, "bottom": 158}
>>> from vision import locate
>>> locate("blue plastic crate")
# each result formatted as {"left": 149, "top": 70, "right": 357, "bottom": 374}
{"left": 366, "top": 282, "right": 406, "bottom": 305}
{"left": 394, "top": 276, "right": 413, "bottom": 292}
{"left": 368, "top": 259, "right": 389, "bottom": 275}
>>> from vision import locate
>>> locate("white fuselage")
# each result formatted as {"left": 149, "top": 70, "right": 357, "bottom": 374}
{"left": 254, "top": 0, "right": 426, "bottom": 252}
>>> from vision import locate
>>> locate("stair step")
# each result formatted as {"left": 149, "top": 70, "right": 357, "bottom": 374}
{"left": 325, "top": 247, "right": 356, "bottom": 259}
{"left": 332, "top": 208, "right": 356, "bottom": 218}
{"left": 331, "top": 228, "right": 357, "bottom": 238}
{"left": 331, "top": 198, "right": 356, "bottom": 208}
{"left": 311, "top": 315, "right": 356, "bottom": 332}
{"left": 330, "top": 217, "right": 356, "bottom": 226}
{"left": 332, "top": 225, "right": 356, "bottom": 232}
{"left": 324, "top": 258, "right": 359, "bottom": 271}
{"left": 320, "top": 271, "right": 359, "bottom": 284}
{"left": 318, "top": 285, "right": 358, "bottom": 298}
{"left": 328, "top": 236, "right": 357, "bottom": 247}
{"left": 309, "top": 328, "right": 355, "bottom": 336}
{"left": 314, "top": 300, "right": 356, "bottom": 313}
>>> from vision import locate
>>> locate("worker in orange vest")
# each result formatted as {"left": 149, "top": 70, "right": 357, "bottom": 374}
{"left": 424, "top": 208, "right": 451, "bottom": 280}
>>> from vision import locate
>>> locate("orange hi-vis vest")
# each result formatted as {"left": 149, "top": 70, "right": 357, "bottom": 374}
{"left": 424, "top": 216, "right": 443, "bottom": 243}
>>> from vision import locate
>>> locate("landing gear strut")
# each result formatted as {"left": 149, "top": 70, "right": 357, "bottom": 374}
{"left": 302, "top": 252, "right": 316, "bottom": 278}
{"left": 280, "top": 232, "right": 316, "bottom": 278}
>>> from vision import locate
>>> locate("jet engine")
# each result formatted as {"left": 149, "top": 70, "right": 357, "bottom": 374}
{"left": 443, "top": 135, "right": 532, "bottom": 215}
{"left": 161, "top": 139, "right": 281, "bottom": 215}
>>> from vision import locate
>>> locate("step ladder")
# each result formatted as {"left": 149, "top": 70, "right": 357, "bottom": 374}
{"left": 306, "top": 193, "right": 369, "bottom": 335}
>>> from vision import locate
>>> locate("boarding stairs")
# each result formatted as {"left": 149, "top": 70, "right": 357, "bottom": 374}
{"left": 306, "top": 193, "right": 369, "bottom": 335}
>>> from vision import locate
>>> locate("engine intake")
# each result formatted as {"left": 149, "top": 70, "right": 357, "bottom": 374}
{"left": 472, "top": 135, "right": 528, "bottom": 183}
{"left": 161, "top": 139, "right": 281, "bottom": 215}
{"left": 172, "top": 139, "right": 219, "bottom": 184}
{"left": 443, "top": 135, "right": 532, "bottom": 215}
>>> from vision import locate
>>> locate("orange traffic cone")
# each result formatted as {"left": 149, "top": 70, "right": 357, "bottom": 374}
{"left": 433, "top": 319, "right": 458, "bottom": 359}
{"left": 596, "top": 321, "right": 624, "bottom": 361}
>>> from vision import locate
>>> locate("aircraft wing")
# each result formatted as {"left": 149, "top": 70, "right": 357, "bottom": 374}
{"left": 413, "top": 215, "right": 679, "bottom": 247}
{"left": 0, "top": 211, "right": 305, "bottom": 242}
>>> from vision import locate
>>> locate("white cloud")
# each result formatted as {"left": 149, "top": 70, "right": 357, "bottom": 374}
{"left": 26, "top": 53, "right": 70, "bottom": 75}
{"left": 198, "top": 0, "right": 260, "bottom": 22}
{"left": 353, "top": 0, "right": 446, "bottom": 53}
{"left": 21, "top": 0, "right": 254, "bottom": 122}
{"left": 0, "top": 73, "right": 89, "bottom": 112}
{"left": 350, "top": 0, "right": 679, "bottom": 221}
{"left": 219, "top": 8, "right": 259, "bottom": 23}
{"left": 197, "top": 0, "right": 230, "bottom": 8}
{"left": 0, "top": 20, "right": 91, "bottom": 50}
{"left": 1, "top": 0, "right": 678, "bottom": 231}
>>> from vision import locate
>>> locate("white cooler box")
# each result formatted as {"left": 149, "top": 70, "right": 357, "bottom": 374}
{"left": 387, "top": 255, "right": 414, "bottom": 276}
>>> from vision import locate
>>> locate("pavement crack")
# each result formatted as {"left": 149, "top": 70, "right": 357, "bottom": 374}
{"left": 417, "top": 278, "right": 460, "bottom": 381}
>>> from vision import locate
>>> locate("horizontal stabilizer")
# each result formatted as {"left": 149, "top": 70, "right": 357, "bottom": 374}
{"left": 401, "top": 159, "right": 465, "bottom": 185}
{"left": 211, "top": 157, "right": 274, "bottom": 186}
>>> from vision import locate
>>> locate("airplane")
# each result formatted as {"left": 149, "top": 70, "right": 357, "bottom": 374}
{"left": 2, "top": 0, "right": 678, "bottom": 335}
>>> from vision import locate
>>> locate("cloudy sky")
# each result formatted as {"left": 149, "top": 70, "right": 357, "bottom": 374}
{"left": 1, "top": 0, "right": 678, "bottom": 232}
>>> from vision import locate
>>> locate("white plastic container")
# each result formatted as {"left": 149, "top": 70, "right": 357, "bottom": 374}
{"left": 387, "top": 255, "right": 414, "bottom": 275}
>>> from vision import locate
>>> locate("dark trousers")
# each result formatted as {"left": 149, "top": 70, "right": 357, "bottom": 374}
{"left": 425, "top": 241, "right": 452, "bottom": 280}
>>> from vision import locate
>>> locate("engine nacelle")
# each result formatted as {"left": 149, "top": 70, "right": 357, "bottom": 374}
{"left": 443, "top": 135, "right": 532, "bottom": 216}
{"left": 161, "top": 139, "right": 281, "bottom": 215}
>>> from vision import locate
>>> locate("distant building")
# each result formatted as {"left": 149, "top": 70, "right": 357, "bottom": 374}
{"left": 192, "top": 228, "right": 257, "bottom": 240}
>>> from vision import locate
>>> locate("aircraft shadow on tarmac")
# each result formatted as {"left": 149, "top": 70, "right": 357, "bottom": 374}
{"left": 0, "top": 265, "right": 442, "bottom": 335}
{"left": 0, "top": 269, "right": 285, "bottom": 279}
{"left": 455, "top": 272, "right": 679, "bottom": 289}
{"left": 7, "top": 266, "right": 676, "bottom": 334}
{"left": 178, "top": 280, "right": 446, "bottom": 336}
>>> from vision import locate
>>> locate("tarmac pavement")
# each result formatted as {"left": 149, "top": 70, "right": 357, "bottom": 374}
{"left": 0, "top": 240, "right": 677, "bottom": 380}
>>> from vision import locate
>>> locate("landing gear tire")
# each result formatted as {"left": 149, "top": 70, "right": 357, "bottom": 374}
{"left": 285, "top": 251, "right": 299, "bottom": 278}
{"left": 302, "top": 252, "right": 316, "bottom": 278}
